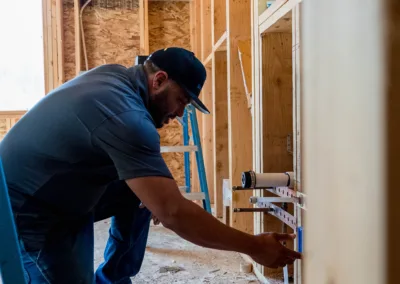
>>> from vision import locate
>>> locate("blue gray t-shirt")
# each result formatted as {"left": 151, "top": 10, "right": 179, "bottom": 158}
{"left": 0, "top": 64, "right": 173, "bottom": 247}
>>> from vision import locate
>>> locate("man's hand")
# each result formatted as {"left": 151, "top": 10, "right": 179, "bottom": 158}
{"left": 250, "top": 233, "right": 301, "bottom": 268}
{"left": 126, "top": 177, "right": 302, "bottom": 268}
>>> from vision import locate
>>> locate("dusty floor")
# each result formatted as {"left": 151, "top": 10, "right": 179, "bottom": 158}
{"left": 94, "top": 219, "right": 260, "bottom": 283}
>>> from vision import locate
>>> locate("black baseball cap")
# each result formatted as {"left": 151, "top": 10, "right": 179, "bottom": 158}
{"left": 146, "top": 47, "right": 210, "bottom": 114}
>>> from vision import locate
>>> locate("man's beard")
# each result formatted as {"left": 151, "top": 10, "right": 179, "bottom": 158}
{"left": 147, "top": 91, "right": 169, "bottom": 129}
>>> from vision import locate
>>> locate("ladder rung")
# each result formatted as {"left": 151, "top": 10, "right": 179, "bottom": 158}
{"left": 182, "top": 192, "right": 205, "bottom": 201}
{"left": 161, "top": 146, "right": 198, "bottom": 153}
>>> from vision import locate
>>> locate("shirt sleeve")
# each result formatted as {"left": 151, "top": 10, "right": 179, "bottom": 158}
{"left": 91, "top": 110, "right": 173, "bottom": 181}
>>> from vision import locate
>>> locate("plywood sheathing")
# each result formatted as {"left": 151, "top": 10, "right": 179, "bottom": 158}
{"left": 149, "top": 1, "right": 191, "bottom": 187}
{"left": 83, "top": 7, "right": 140, "bottom": 68}
{"left": 148, "top": 2, "right": 191, "bottom": 51}
{"left": 64, "top": 0, "right": 140, "bottom": 81}
{"left": 64, "top": 1, "right": 76, "bottom": 82}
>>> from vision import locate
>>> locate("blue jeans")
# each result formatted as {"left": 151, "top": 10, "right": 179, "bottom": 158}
{"left": 18, "top": 181, "right": 152, "bottom": 284}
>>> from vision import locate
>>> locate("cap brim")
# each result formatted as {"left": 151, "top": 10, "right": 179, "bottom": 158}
{"left": 184, "top": 88, "right": 210, "bottom": 114}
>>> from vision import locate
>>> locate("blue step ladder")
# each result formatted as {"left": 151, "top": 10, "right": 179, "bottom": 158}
{"left": 160, "top": 105, "right": 212, "bottom": 214}
{"left": 0, "top": 158, "right": 26, "bottom": 284}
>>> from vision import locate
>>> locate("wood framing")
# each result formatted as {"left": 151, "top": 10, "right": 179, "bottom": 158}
{"left": 202, "top": 66, "right": 215, "bottom": 208}
{"left": 74, "top": 0, "right": 82, "bottom": 76}
{"left": 139, "top": 0, "right": 149, "bottom": 55}
{"left": 42, "top": 0, "right": 65, "bottom": 93}
{"left": 227, "top": 0, "right": 253, "bottom": 234}
{"left": 0, "top": 111, "right": 27, "bottom": 141}
{"left": 292, "top": 4, "right": 302, "bottom": 282}
{"left": 192, "top": 0, "right": 252, "bottom": 227}
{"left": 252, "top": 0, "right": 303, "bottom": 282}
{"left": 212, "top": 51, "right": 228, "bottom": 218}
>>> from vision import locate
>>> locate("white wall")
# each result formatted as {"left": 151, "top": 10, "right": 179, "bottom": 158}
{"left": 0, "top": 0, "right": 45, "bottom": 111}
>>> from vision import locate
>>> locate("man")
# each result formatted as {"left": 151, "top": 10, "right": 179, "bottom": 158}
{"left": 0, "top": 47, "right": 301, "bottom": 284}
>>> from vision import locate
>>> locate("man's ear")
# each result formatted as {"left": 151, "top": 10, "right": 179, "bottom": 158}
{"left": 152, "top": 71, "right": 169, "bottom": 90}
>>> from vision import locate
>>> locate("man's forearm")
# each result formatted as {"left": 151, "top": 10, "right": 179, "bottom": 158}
{"left": 162, "top": 198, "right": 257, "bottom": 255}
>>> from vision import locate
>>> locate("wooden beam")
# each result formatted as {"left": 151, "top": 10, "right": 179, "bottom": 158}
{"left": 51, "top": 0, "right": 58, "bottom": 87}
{"left": 202, "top": 66, "right": 215, "bottom": 209}
{"left": 191, "top": 0, "right": 202, "bottom": 193}
{"left": 292, "top": 4, "right": 302, "bottom": 284}
{"left": 259, "top": 0, "right": 288, "bottom": 25}
{"left": 212, "top": 51, "right": 228, "bottom": 218}
{"left": 42, "top": 0, "right": 49, "bottom": 94}
{"left": 237, "top": 39, "right": 252, "bottom": 108}
{"left": 46, "top": 0, "right": 54, "bottom": 91}
{"left": 202, "top": 53, "right": 212, "bottom": 66}
{"left": 213, "top": 0, "right": 226, "bottom": 45}
{"left": 227, "top": 0, "right": 253, "bottom": 234}
{"left": 214, "top": 31, "right": 227, "bottom": 52}
{"left": 302, "top": 0, "right": 391, "bottom": 282}
{"left": 56, "top": 0, "right": 64, "bottom": 86}
{"left": 259, "top": 0, "right": 300, "bottom": 35}
{"left": 139, "top": 0, "right": 149, "bottom": 55}
{"left": 262, "top": 32, "right": 293, "bottom": 280}
{"left": 74, "top": 0, "right": 82, "bottom": 75}
{"left": 189, "top": 0, "right": 196, "bottom": 52}
{"left": 200, "top": 0, "right": 211, "bottom": 61}
{"left": 251, "top": 0, "right": 264, "bottom": 276}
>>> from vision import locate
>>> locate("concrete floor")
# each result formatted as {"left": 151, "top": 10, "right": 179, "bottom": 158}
{"left": 94, "top": 219, "right": 260, "bottom": 283}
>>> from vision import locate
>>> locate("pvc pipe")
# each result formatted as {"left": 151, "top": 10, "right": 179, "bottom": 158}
{"left": 242, "top": 171, "right": 294, "bottom": 189}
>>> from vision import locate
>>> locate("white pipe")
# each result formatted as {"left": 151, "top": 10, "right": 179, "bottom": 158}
{"left": 242, "top": 171, "right": 294, "bottom": 188}
{"left": 80, "top": 0, "right": 92, "bottom": 71}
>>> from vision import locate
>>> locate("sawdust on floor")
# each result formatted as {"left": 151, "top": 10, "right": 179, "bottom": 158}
{"left": 94, "top": 219, "right": 260, "bottom": 283}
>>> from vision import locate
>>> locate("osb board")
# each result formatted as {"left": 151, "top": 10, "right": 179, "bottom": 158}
{"left": 83, "top": 6, "right": 140, "bottom": 68}
{"left": 148, "top": 1, "right": 191, "bottom": 52}
{"left": 63, "top": 2, "right": 140, "bottom": 81}
{"left": 63, "top": 1, "right": 76, "bottom": 82}
{"left": 149, "top": 1, "right": 191, "bottom": 187}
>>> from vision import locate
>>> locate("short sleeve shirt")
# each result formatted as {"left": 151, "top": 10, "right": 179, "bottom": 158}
{"left": 0, "top": 64, "right": 173, "bottom": 247}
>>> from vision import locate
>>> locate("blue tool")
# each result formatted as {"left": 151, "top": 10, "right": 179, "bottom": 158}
{"left": 0, "top": 159, "right": 26, "bottom": 284}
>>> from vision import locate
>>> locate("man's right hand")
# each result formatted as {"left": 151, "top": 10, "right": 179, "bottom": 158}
{"left": 126, "top": 176, "right": 302, "bottom": 268}
{"left": 250, "top": 233, "right": 301, "bottom": 268}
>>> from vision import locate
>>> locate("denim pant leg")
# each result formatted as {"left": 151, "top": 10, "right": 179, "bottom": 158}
{"left": 19, "top": 215, "right": 95, "bottom": 284}
{"left": 94, "top": 180, "right": 152, "bottom": 284}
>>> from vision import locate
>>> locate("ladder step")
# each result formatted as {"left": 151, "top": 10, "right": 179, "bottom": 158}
{"left": 161, "top": 146, "right": 198, "bottom": 153}
{"left": 178, "top": 186, "right": 189, "bottom": 191}
{"left": 182, "top": 192, "right": 206, "bottom": 201}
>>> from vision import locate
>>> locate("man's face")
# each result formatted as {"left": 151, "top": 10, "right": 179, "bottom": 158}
{"left": 148, "top": 71, "right": 191, "bottom": 128}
